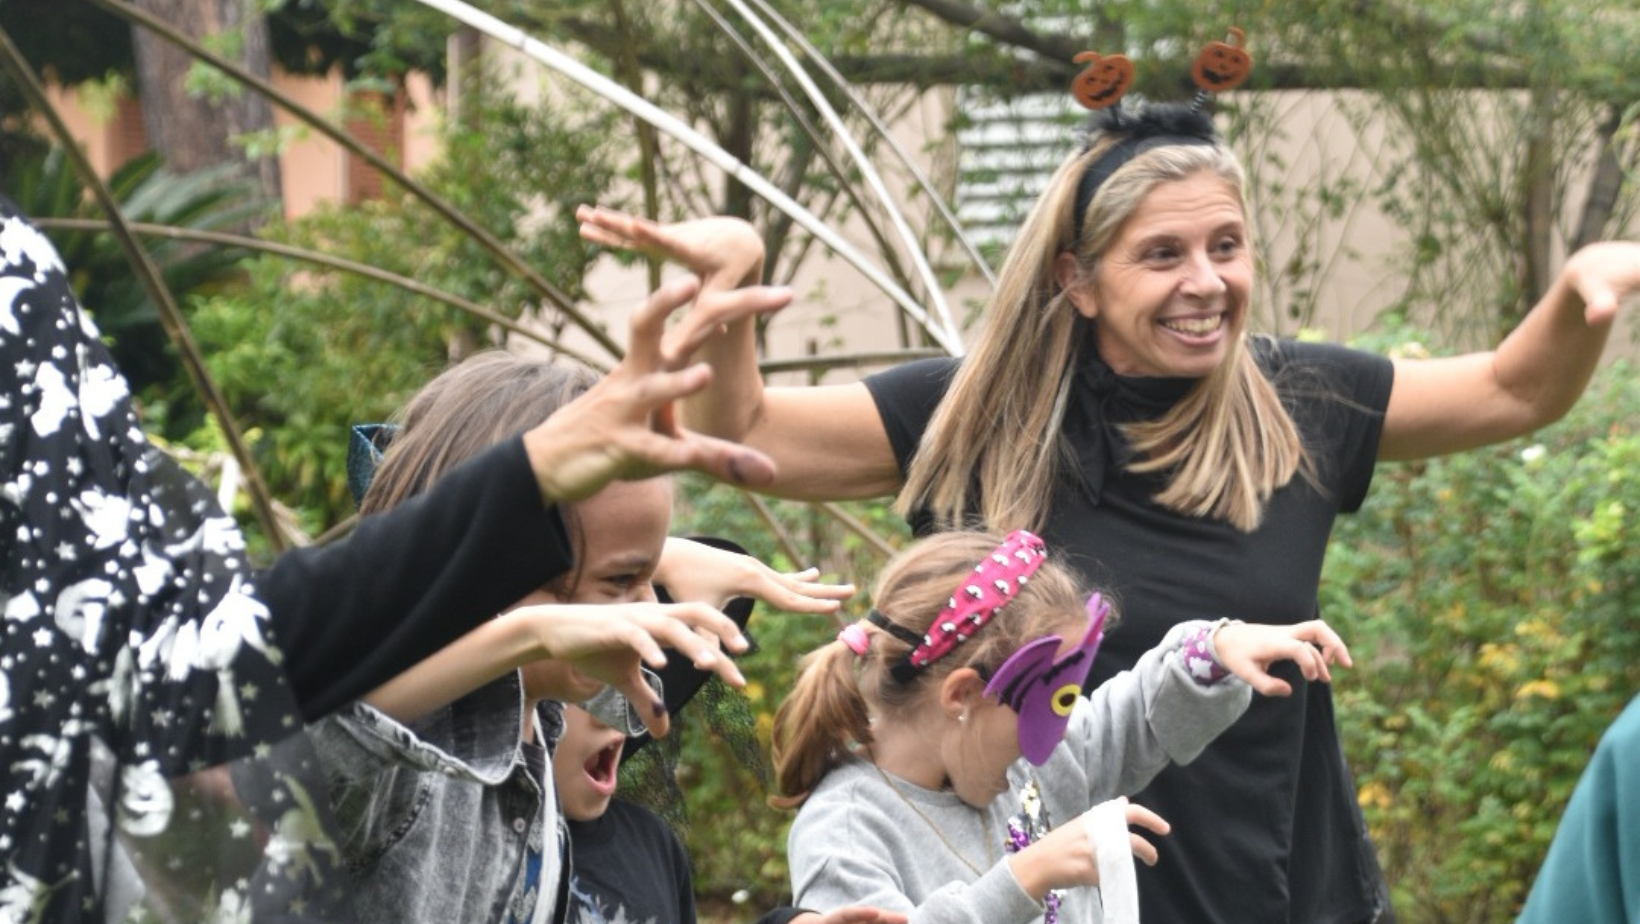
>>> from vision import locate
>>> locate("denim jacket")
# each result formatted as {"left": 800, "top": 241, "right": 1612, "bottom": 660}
{"left": 309, "top": 670, "right": 564, "bottom": 924}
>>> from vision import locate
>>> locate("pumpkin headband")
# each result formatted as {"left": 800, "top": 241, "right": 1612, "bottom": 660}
{"left": 865, "top": 530, "right": 1049, "bottom": 684}
{"left": 1068, "top": 28, "right": 1252, "bottom": 237}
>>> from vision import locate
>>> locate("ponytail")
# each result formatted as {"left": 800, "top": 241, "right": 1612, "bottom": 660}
{"left": 770, "top": 640, "right": 873, "bottom": 809}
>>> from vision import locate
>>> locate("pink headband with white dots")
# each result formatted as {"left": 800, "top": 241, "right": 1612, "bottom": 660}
{"left": 864, "top": 530, "right": 1048, "bottom": 683}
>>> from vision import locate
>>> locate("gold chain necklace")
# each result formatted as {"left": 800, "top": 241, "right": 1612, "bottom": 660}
{"left": 869, "top": 758, "right": 998, "bottom": 877}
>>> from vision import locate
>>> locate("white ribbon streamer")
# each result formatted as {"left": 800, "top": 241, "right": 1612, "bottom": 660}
{"left": 1083, "top": 796, "right": 1140, "bottom": 924}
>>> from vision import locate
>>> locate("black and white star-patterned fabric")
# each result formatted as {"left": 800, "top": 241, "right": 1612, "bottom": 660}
{"left": 0, "top": 197, "right": 344, "bottom": 922}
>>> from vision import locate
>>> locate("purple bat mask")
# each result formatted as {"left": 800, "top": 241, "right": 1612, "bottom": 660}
{"left": 983, "top": 592, "right": 1109, "bottom": 764}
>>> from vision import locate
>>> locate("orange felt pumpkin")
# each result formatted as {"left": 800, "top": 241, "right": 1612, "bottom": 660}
{"left": 1070, "top": 51, "right": 1135, "bottom": 110}
{"left": 1191, "top": 27, "right": 1253, "bottom": 92}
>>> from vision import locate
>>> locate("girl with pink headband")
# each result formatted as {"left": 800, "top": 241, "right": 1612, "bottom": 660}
{"left": 772, "top": 530, "right": 1350, "bottom": 924}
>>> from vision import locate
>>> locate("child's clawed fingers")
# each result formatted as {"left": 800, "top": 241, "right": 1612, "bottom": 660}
{"left": 1125, "top": 802, "right": 1171, "bottom": 867}
{"left": 528, "top": 274, "right": 785, "bottom": 500}
{"left": 654, "top": 539, "right": 856, "bottom": 615}
{"left": 1211, "top": 619, "right": 1353, "bottom": 698}
{"left": 525, "top": 602, "right": 750, "bottom": 739}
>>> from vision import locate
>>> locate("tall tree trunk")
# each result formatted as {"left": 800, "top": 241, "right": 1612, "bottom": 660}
{"left": 1520, "top": 81, "right": 1555, "bottom": 316}
{"left": 1572, "top": 108, "right": 1626, "bottom": 251}
{"left": 130, "top": 0, "right": 280, "bottom": 209}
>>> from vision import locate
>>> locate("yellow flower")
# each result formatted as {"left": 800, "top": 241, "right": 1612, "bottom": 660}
{"left": 1358, "top": 781, "right": 1394, "bottom": 810}
{"left": 1514, "top": 679, "right": 1561, "bottom": 701}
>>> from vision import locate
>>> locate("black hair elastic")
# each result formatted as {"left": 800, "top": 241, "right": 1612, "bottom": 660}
{"left": 865, "top": 609, "right": 925, "bottom": 648}
{"left": 1072, "top": 103, "right": 1221, "bottom": 238}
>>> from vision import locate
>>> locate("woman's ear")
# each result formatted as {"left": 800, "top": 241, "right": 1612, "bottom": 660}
{"left": 1055, "top": 252, "right": 1098, "bottom": 319}
{"left": 937, "top": 667, "right": 987, "bottom": 720}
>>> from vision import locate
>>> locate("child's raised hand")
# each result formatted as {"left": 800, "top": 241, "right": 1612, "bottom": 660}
{"left": 656, "top": 537, "right": 856, "bottom": 615}
{"left": 523, "top": 274, "right": 791, "bottom": 503}
{"left": 522, "top": 600, "right": 751, "bottom": 738}
{"left": 1210, "top": 620, "right": 1353, "bottom": 697}
{"left": 1007, "top": 798, "right": 1170, "bottom": 899}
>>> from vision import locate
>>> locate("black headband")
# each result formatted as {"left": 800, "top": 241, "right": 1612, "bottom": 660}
{"left": 1071, "top": 103, "right": 1222, "bottom": 239}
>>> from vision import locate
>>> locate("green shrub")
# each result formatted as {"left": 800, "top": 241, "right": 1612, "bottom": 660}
{"left": 1327, "top": 360, "right": 1640, "bottom": 922}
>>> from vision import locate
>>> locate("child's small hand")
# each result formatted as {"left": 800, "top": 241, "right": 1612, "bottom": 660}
{"left": 657, "top": 537, "right": 855, "bottom": 615}
{"left": 1211, "top": 620, "right": 1353, "bottom": 697}
{"left": 526, "top": 600, "right": 751, "bottom": 738}
{"left": 577, "top": 205, "right": 781, "bottom": 370}
{"left": 1008, "top": 798, "right": 1170, "bottom": 897}
{"left": 524, "top": 274, "right": 792, "bottom": 501}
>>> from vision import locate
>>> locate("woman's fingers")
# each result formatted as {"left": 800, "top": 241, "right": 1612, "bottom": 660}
{"left": 576, "top": 204, "right": 661, "bottom": 255}
{"left": 660, "top": 284, "right": 793, "bottom": 367}
{"left": 1566, "top": 241, "right": 1640, "bottom": 326}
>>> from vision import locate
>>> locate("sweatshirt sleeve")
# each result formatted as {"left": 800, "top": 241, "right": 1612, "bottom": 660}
{"left": 255, "top": 437, "right": 574, "bottom": 721}
{"left": 1069, "top": 620, "right": 1254, "bottom": 801}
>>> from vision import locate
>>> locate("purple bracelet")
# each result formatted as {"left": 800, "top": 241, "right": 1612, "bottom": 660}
{"left": 1180, "top": 621, "right": 1232, "bottom": 685}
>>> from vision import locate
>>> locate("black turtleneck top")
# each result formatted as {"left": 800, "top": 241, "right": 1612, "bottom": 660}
{"left": 865, "top": 337, "right": 1394, "bottom": 924}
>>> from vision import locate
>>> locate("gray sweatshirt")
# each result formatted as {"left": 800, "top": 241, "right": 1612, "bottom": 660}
{"left": 786, "top": 620, "right": 1251, "bottom": 924}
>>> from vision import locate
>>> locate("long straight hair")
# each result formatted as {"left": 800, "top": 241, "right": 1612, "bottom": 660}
{"left": 899, "top": 140, "right": 1306, "bottom": 533}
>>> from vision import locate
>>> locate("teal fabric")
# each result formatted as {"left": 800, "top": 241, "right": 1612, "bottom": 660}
{"left": 1516, "top": 694, "right": 1640, "bottom": 924}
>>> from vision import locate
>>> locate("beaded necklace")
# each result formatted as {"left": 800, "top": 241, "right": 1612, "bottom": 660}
{"left": 1006, "top": 778, "right": 1064, "bottom": 924}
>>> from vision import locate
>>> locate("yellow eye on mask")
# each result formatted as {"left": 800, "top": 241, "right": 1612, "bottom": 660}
{"left": 984, "top": 593, "right": 1109, "bottom": 765}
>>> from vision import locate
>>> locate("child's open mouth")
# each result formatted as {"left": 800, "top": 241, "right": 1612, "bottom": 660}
{"left": 582, "top": 741, "right": 621, "bottom": 796}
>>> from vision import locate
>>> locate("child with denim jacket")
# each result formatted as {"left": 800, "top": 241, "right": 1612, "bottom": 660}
{"left": 308, "top": 351, "right": 853, "bottom": 924}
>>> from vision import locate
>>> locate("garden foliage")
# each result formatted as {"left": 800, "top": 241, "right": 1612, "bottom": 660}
{"left": 1326, "top": 351, "right": 1640, "bottom": 922}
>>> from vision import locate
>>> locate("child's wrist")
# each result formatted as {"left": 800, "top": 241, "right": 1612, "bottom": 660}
{"left": 1179, "top": 618, "right": 1239, "bottom": 685}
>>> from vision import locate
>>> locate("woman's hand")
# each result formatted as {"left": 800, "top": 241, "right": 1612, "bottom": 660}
{"left": 656, "top": 537, "right": 855, "bottom": 615}
{"left": 578, "top": 205, "right": 773, "bottom": 369}
{"left": 516, "top": 599, "right": 751, "bottom": 738}
{"left": 578, "top": 204, "right": 764, "bottom": 287}
{"left": 1211, "top": 620, "right": 1353, "bottom": 697}
{"left": 1561, "top": 240, "right": 1640, "bottom": 326}
{"left": 522, "top": 274, "right": 792, "bottom": 504}
{"left": 1006, "top": 800, "right": 1170, "bottom": 899}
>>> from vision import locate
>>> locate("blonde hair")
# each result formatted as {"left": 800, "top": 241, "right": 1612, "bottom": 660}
{"left": 899, "top": 138, "right": 1307, "bottom": 533}
{"left": 770, "top": 531, "right": 1091, "bottom": 808}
